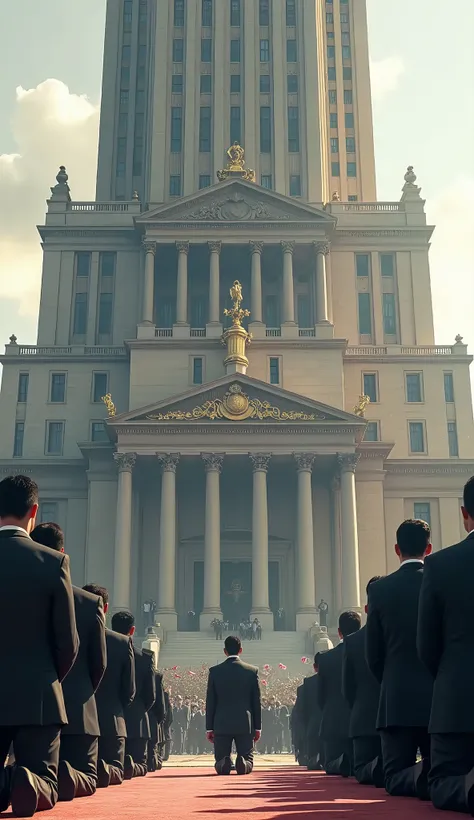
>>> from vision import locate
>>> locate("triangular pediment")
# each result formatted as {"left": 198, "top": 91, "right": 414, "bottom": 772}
{"left": 136, "top": 179, "right": 335, "bottom": 226}
{"left": 111, "top": 374, "right": 364, "bottom": 426}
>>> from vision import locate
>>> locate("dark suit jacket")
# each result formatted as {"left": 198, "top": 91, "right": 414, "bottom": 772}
{"left": 125, "top": 646, "right": 156, "bottom": 739}
{"left": 163, "top": 691, "right": 173, "bottom": 741}
{"left": 418, "top": 532, "right": 474, "bottom": 733}
{"left": 317, "top": 643, "right": 351, "bottom": 740}
{"left": 95, "top": 628, "right": 136, "bottom": 737}
{"left": 366, "top": 562, "right": 433, "bottom": 729}
{"left": 174, "top": 705, "right": 191, "bottom": 731}
{"left": 0, "top": 529, "right": 78, "bottom": 727}
{"left": 302, "top": 675, "right": 322, "bottom": 745}
{"left": 148, "top": 671, "right": 166, "bottom": 742}
{"left": 61, "top": 586, "right": 107, "bottom": 736}
{"left": 206, "top": 657, "right": 261, "bottom": 736}
{"left": 342, "top": 625, "right": 380, "bottom": 738}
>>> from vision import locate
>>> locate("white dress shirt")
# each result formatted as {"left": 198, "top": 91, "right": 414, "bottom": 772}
{"left": 0, "top": 525, "right": 30, "bottom": 537}
{"left": 399, "top": 558, "right": 424, "bottom": 567}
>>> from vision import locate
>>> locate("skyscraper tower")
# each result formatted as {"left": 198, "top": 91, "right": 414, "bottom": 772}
{"left": 96, "top": 0, "right": 377, "bottom": 204}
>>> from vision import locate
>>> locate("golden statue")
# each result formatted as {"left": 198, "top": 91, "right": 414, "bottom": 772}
{"left": 224, "top": 280, "right": 251, "bottom": 327}
{"left": 217, "top": 142, "right": 256, "bottom": 183}
{"left": 101, "top": 393, "right": 116, "bottom": 417}
{"left": 222, "top": 281, "right": 251, "bottom": 374}
{"left": 353, "top": 395, "right": 371, "bottom": 417}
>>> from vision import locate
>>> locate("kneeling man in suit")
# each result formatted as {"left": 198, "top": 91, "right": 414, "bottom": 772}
{"left": 206, "top": 635, "right": 262, "bottom": 775}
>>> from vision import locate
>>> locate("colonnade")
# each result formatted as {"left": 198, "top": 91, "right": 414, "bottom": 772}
{"left": 112, "top": 450, "right": 361, "bottom": 631}
{"left": 141, "top": 239, "right": 331, "bottom": 328}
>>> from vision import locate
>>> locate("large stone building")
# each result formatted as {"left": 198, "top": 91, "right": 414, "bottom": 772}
{"left": 1, "top": 0, "right": 473, "bottom": 636}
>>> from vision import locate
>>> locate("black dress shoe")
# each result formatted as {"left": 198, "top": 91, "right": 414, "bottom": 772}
{"left": 235, "top": 756, "right": 251, "bottom": 775}
{"left": 10, "top": 767, "right": 38, "bottom": 818}
{"left": 97, "top": 759, "right": 111, "bottom": 789}
{"left": 465, "top": 765, "right": 474, "bottom": 815}
{"left": 0, "top": 765, "right": 12, "bottom": 813}
{"left": 215, "top": 757, "right": 232, "bottom": 775}
{"left": 58, "top": 760, "right": 76, "bottom": 802}
{"left": 338, "top": 753, "right": 351, "bottom": 779}
{"left": 371, "top": 757, "right": 385, "bottom": 789}
{"left": 124, "top": 754, "right": 134, "bottom": 781}
{"left": 414, "top": 758, "right": 430, "bottom": 801}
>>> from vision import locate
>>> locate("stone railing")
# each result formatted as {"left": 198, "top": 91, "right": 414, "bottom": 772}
{"left": 68, "top": 202, "right": 133, "bottom": 212}
{"left": 299, "top": 328, "right": 316, "bottom": 338}
{"left": 266, "top": 328, "right": 282, "bottom": 337}
{"left": 155, "top": 328, "right": 173, "bottom": 338}
{"left": 5, "top": 345, "right": 127, "bottom": 357}
{"left": 190, "top": 328, "right": 206, "bottom": 337}
{"left": 341, "top": 203, "right": 402, "bottom": 212}
{"left": 345, "top": 345, "right": 465, "bottom": 357}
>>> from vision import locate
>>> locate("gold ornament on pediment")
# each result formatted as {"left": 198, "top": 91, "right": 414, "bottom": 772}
{"left": 353, "top": 395, "right": 370, "bottom": 417}
{"left": 101, "top": 393, "right": 116, "bottom": 417}
{"left": 217, "top": 142, "right": 256, "bottom": 182}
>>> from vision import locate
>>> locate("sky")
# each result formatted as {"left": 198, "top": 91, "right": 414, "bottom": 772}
{"left": 0, "top": 0, "right": 473, "bottom": 352}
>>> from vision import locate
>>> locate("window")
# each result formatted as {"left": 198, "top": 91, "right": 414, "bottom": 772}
{"left": 327, "top": 30, "right": 334, "bottom": 41}
{"left": 326, "top": 12, "right": 334, "bottom": 23}
{"left": 289, "top": 174, "right": 301, "bottom": 196}
{"left": 347, "top": 161, "right": 357, "bottom": 177}
{"left": 327, "top": 45, "right": 335, "bottom": 59}
{"left": 259, "top": 0, "right": 269, "bottom": 26}
{"left": 13, "top": 422, "right": 24, "bottom": 458}
{"left": 76, "top": 252, "right": 91, "bottom": 277}
{"left": 343, "top": 67, "right": 352, "bottom": 80}
{"left": 380, "top": 253, "right": 395, "bottom": 277}
{"left": 287, "top": 74, "right": 298, "bottom": 93}
{"left": 342, "top": 46, "right": 351, "bottom": 60}
{"left": 260, "top": 106, "right": 272, "bottom": 152}
{"left": 201, "top": 38, "right": 212, "bottom": 62}
{"left": 269, "top": 357, "right": 280, "bottom": 385}
{"left": 444, "top": 373, "right": 455, "bottom": 403}
{"left": 348, "top": 195, "right": 358, "bottom": 201}
{"left": 98, "top": 293, "right": 113, "bottom": 335}
{"left": 17, "top": 373, "right": 29, "bottom": 403}
{"left": 448, "top": 422, "right": 459, "bottom": 457}
{"left": 172, "top": 38, "right": 184, "bottom": 62}
{"left": 287, "top": 39, "right": 297, "bottom": 62}
{"left": 330, "top": 112, "right": 338, "bottom": 128}
{"left": 230, "top": 0, "right": 241, "bottom": 26}
{"left": 297, "top": 294, "right": 311, "bottom": 327}
{"left": 414, "top": 502, "right": 431, "bottom": 527}
{"left": 230, "top": 74, "right": 241, "bottom": 92}
{"left": 199, "top": 106, "right": 212, "bottom": 151}
{"left": 344, "top": 89, "right": 353, "bottom": 104}
{"left": 383, "top": 293, "right": 397, "bottom": 335}
{"left": 345, "top": 112, "right": 355, "bottom": 129}
{"left": 331, "top": 161, "right": 340, "bottom": 176}
{"left": 174, "top": 0, "right": 185, "bottom": 26}
{"left": 202, "top": 0, "right": 212, "bottom": 26}
{"left": 264, "top": 294, "right": 280, "bottom": 327}
{"left": 100, "top": 252, "right": 115, "bottom": 277}
{"left": 169, "top": 175, "right": 181, "bottom": 196}
{"left": 288, "top": 106, "right": 299, "bottom": 152}
{"left": 328, "top": 67, "right": 336, "bottom": 81}
{"left": 120, "top": 66, "right": 130, "bottom": 87}
{"left": 120, "top": 90, "right": 129, "bottom": 106}
{"left": 199, "top": 174, "right": 211, "bottom": 189}
{"left": 192, "top": 357, "right": 203, "bottom": 385}
{"left": 123, "top": 0, "right": 132, "bottom": 24}
{"left": 409, "top": 421, "right": 426, "bottom": 454}
{"left": 356, "top": 254, "right": 370, "bottom": 278}
{"left": 406, "top": 373, "right": 423, "bottom": 403}
{"left": 116, "top": 160, "right": 126, "bottom": 178}
{"left": 260, "top": 39, "right": 270, "bottom": 62}
{"left": 364, "top": 421, "right": 379, "bottom": 442}
{"left": 230, "top": 39, "right": 241, "bottom": 62}
{"left": 329, "top": 89, "right": 337, "bottom": 104}
{"left": 73, "top": 292, "right": 87, "bottom": 336}
{"left": 363, "top": 373, "right": 378, "bottom": 403}
{"left": 261, "top": 174, "right": 272, "bottom": 189}
{"left": 342, "top": 32, "right": 351, "bottom": 45}
{"left": 260, "top": 74, "right": 270, "bottom": 93}
{"left": 230, "top": 106, "right": 241, "bottom": 143}
{"left": 93, "top": 373, "right": 108, "bottom": 403}
{"left": 286, "top": 0, "right": 296, "bottom": 26}
{"left": 121, "top": 45, "right": 131, "bottom": 65}
{"left": 330, "top": 137, "right": 339, "bottom": 153}
{"left": 340, "top": 12, "right": 349, "bottom": 23}
{"left": 50, "top": 373, "right": 66, "bottom": 403}
{"left": 46, "top": 421, "right": 64, "bottom": 456}
{"left": 39, "top": 501, "right": 59, "bottom": 523}
{"left": 200, "top": 74, "right": 212, "bottom": 93}
{"left": 171, "top": 107, "right": 183, "bottom": 152}
{"left": 91, "top": 421, "right": 108, "bottom": 443}
{"left": 346, "top": 136, "right": 356, "bottom": 153}
{"left": 358, "top": 293, "right": 372, "bottom": 335}
{"left": 172, "top": 74, "right": 183, "bottom": 93}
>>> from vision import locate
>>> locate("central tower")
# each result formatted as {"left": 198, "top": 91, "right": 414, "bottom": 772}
{"left": 96, "top": 0, "right": 377, "bottom": 205}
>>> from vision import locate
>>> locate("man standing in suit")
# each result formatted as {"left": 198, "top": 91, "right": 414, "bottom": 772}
{"left": 318, "top": 611, "right": 361, "bottom": 776}
{"left": 0, "top": 475, "right": 78, "bottom": 817}
{"left": 303, "top": 655, "right": 323, "bottom": 770}
{"left": 82, "top": 585, "right": 136, "bottom": 788}
{"left": 342, "top": 577, "right": 383, "bottom": 786}
{"left": 418, "top": 476, "right": 474, "bottom": 814}
{"left": 147, "top": 670, "right": 166, "bottom": 772}
{"left": 366, "top": 519, "right": 433, "bottom": 799}
{"left": 111, "top": 612, "right": 156, "bottom": 779}
{"left": 173, "top": 697, "right": 190, "bottom": 754}
{"left": 31, "top": 524, "right": 107, "bottom": 802}
{"left": 291, "top": 684, "right": 307, "bottom": 765}
{"left": 206, "top": 635, "right": 261, "bottom": 775}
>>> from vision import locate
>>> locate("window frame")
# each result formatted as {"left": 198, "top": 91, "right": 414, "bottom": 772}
{"left": 230, "top": 38, "right": 241, "bottom": 63}
{"left": 289, "top": 174, "right": 301, "bottom": 197}
{"left": 13, "top": 421, "right": 24, "bottom": 458}
{"left": 169, "top": 174, "right": 182, "bottom": 196}
{"left": 90, "top": 421, "right": 109, "bottom": 443}
{"left": 362, "top": 372, "right": 378, "bottom": 403}
{"left": 172, "top": 38, "right": 184, "bottom": 63}
{"left": 17, "top": 372, "right": 29, "bottom": 404}
{"left": 269, "top": 356, "right": 281, "bottom": 386}
{"left": 414, "top": 502, "right": 431, "bottom": 527}
{"left": 230, "top": 0, "right": 241, "bottom": 27}
{"left": 201, "top": 38, "right": 212, "bottom": 62}
{"left": 408, "top": 420, "right": 427, "bottom": 455}
{"left": 92, "top": 372, "right": 109, "bottom": 404}
{"left": 357, "top": 292, "right": 372, "bottom": 336}
{"left": 382, "top": 292, "right": 397, "bottom": 336}
{"left": 39, "top": 501, "right": 59, "bottom": 524}
{"left": 45, "top": 420, "right": 65, "bottom": 456}
{"left": 49, "top": 372, "right": 67, "bottom": 404}
{"left": 448, "top": 421, "right": 459, "bottom": 457}
{"left": 190, "top": 355, "right": 205, "bottom": 385}
{"left": 380, "top": 253, "right": 395, "bottom": 278}
{"left": 286, "top": 39, "right": 297, "bottom": 63}
{"left": 405, "top": 371, "right": 424, "bottom": 404}
{"left": 260, "top": 39, "right": 270, "bottom": 62}
{"left": 364, "top": 421, "right": 380, "bottom": 442}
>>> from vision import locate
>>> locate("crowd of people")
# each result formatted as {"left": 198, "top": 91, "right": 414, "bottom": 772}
{"left": 210, "top": 617, "right": 263, "bottom": 640}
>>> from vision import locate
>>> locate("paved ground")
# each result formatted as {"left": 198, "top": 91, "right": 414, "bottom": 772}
{"left": 167, "top": 753, "right": 295, "bottom": 767}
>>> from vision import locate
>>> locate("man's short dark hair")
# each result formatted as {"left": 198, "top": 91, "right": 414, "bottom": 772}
{"left": 338, "top": 610, "right": 362, "bottom": 638}
{"left": 83, "top": 584, "right": 109, "bottom": 607}
{"left": 463, "top": 476, "right": 474, "bottom": 519}
{"left": 366, "top": 575, "right": 383, "bottom": 596}
{"left": 396, "top": 519, "right": 431, "bottom": 558}
{"left": 224, "top": 635, "right": 241, "bottom": 655}
{"left": 31, "top": 522, "right": 64, "bottom": 552}
{"left": 0, "top": 475, "right": 38, "bottom": 520}
{"left": 111, "top": 610, "right": 135, "bottom": 635}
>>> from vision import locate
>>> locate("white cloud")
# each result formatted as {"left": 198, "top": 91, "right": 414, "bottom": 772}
{"left": 370, "top": 56, "right": 405, "bottom": 101}
{"left": 0, "top": 79, "right": 99, "bottom": 323}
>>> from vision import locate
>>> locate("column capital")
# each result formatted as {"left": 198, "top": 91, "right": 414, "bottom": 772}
{"left": 337, "top": 453, "right": 360, "bottom": 473}
{"left": 294, "top": 452, "right": 316, "bottom": 472}
{"left": 249, "top": 452, "right": 272, "bottom": 472}
{"left": 157, "top": 453, "right": 180, "bottom": 473}
{"left": 281, "top": 240, "right": 295, "bottom": 255}
{"left": 208, "top": 241, "right": 222, "bottom": 255}
{"left": 142, "top": 238, "right": 156, "bottom": 255}
{"left": 313, "top": 241, "right": 331, "bottom": 256}
{"left": 176, "top": 241, "right": 190, "bottom": 255}
{"left": 201, "top": 453, "right": 224, "bottom": 473}
{"left": 249, "top": 241, "right": 264, "bottom": 256}
{"left": 114, "top": 452, "right": 136, "bottom": 472}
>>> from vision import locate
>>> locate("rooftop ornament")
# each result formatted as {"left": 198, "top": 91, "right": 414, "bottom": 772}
{"left": 222, "top": 281, "right": 251, "bottom": 375}
{"left": 217, "top": 143, "right": 256, "bottom": 183}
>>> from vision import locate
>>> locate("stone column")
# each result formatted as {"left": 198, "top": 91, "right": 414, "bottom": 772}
{"left": 314, "top": 241, "right": 330, "bottom": 323}
{"left": 294, "top": 453, "right": 317, "bottom": 630}
{"left": 208, "top": 241, "right": 222, "bottom": 327}
{"left": 281, "top": 241, "right": 296, "bottom": 324}
{"left": 157, "top": 453, "right": 180, "bottom": 631}
{"left": 249, "top": 242, "right": 264, "bottom": 324}
{"left": 142, "top": 240, "right": 156, "bottom": 324}
{"left": 249, "top": 453, "right": 273, "bottom": 630}
{"left": 200, "top": 454, "right": 224, "bottom": 630}
{"left": 175, "top": 241, "right": 189, "bottom": 325}
{"left": 338, "top": 454, "right": 361, "bottom": 611}
{"left": 112, "top": 453, "right": 136, "bottom": 611}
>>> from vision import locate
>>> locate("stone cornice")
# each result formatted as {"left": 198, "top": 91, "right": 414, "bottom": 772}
{"left": 125, "top": 337, "right": 348, "bottom": 352}
{"left": 344, "top": 353, "right": 472, "bottom": 365}
{"left": 114, "top": 424, "right": 360, "bottom": 436}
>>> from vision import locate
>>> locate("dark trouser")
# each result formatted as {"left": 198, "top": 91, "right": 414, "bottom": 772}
{"left": 59, "top": 734, "right": 98, "bottom": 799}
{"left": 353, "top": 735, "right": 382, "bottom": 785}
{"left": 306, "top": 726, "right": 321, "bottom": 769}
{"left": 214, "top": 735, "right": 254, "bottom": 773}
{"left": 162, "top": 740, "right": 171, "bottom": 761}
{"left": 429, "top": 732, "right": 474, "bottom": 813}
{"left": 98, "top": 736, "right": 125, "bottom": 786}
{"left": 322, "top": 737, "right": 353, "bottom": 775}
{"left": 125, "top": 738, "right": 148, "bottom": 777}
{"left": 380, "top": 726, "right": 430, "bottom": 797}
{"left": 0, "top": 724, "right": 61, "bottom": 812}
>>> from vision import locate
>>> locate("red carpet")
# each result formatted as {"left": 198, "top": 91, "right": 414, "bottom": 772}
{"left": 0, "top": 767, "right": 461, "bottom": 819}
